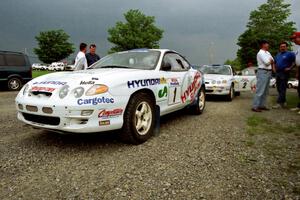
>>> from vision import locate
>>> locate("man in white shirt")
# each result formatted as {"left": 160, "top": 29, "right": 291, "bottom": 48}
{"left": 74, "top": 43, "right": 88, "bottom": 70}
{"left": 290, "top": 32, "right": 300, "bottom": 114}
{"left": 252, "top": 40, "right": 275, "bottom": 112}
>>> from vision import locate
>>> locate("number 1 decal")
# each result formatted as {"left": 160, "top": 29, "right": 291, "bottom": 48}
{"left": 168, "top": 86, "right": 181, "bottom": 105}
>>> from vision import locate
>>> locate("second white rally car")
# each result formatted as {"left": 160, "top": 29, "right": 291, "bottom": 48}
{"left": 15, "top": 49, "right": 206, "bottom": 144}
{"left": 195, "top": 65, "right": 256, "bottom": 101}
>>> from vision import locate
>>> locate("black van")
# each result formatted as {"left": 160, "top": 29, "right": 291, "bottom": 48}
{"left": 0, "top": 51, "right": 32, "bottom": 90}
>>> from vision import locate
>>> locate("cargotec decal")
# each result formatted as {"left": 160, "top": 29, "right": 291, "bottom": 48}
{"left": 77, "top": 97, "right": 114, "bottom": 105}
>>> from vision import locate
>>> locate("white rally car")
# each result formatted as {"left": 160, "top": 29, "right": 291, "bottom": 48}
{"left": 196, "top": 65, "right": 256, "bottom": 101}
{"left": 15, "top": 49, "right": 206, "bottom": 144}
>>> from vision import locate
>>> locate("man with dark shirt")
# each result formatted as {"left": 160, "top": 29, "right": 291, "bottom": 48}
{"left": 272, "top": 41, "right": 295, "bottom": 109}
{"left": 86, "top": 44, "right": 100, "bottom": 67}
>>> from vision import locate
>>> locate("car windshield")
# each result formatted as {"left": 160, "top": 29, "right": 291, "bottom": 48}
{"left": 92, "top": 50, "right": 160, "bottom": 70}
{"left": 199, "top": 65, "right": 231, "bottom": 75}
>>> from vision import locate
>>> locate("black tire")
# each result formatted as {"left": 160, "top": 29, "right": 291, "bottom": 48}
{"left": 288, "top": 83, "right": 293, "bottom": 89}
{"left": 234, "top": 91, "right": 241, "bottom": 96}
{"left": 226, "top": 85, "right": 234, "bottom": 101}
{"left": 7, "top": 77, "right": 22, "bottom": 91}
{"left": 190, "top": 87, "right": 205, "bottom": 115}
{"left": 121, "top": 92, "right": 155, "bottom": 144}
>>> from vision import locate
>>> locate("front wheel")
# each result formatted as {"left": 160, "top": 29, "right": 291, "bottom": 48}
{"left": 226, "top": 85, "right": 234, "bottom": 101}
{"left": 7, "top": 77, "right": 22, "bottom": 91}
{"left": 288, "top": 83, "right": 293, "bottom": 89}
{"left": 121, "top": 92, "right": 155, "bottom": 144}
{"left": 191, "top": 87, "right": 206, "bottom": 115}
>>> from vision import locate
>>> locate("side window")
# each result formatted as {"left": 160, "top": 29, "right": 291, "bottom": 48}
{"left": 0, "top": 54, "right": 5, "bottom": 66}
{"left": 162, "top": 53, "right": 189, "bottom": 71}
{"left": 5, "top": 54, "right": 26, "bottom": 66}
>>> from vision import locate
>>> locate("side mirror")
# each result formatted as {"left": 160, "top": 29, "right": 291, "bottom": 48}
{"left": 161, "top": 62, "right": 171, "bottom": 71}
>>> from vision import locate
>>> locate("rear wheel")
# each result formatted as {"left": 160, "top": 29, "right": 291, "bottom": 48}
{"left": 7, "top": 77, "right": 22, "bottom": 91}
{"left": 288, "top": 83, "right": 293, "bottom": 89}
{"left": 121, "top": 92, "right": 155, "bottom": 144}
{"left": 191, "top": 87, "right": 205, "bottom": 115}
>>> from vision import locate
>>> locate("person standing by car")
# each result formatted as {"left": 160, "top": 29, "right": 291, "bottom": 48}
{"left": 86, "top": 44, "right": 100, "bottom": 67}
{"left": 290, "top": 32, "right": 300, "bottom": 114}
{"left": 252, "top": 40, "right": 275, "bottom": 112}
{"left": 74, "top": 43, "right": 88, "bottom": 70}
{"left": 272, "top": 42, "right": 295, "bottom": 109}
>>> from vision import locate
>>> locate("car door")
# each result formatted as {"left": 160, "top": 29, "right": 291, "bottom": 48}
{"left": 158, "top": 53, "right": 192, "bottom": 115}
{"left": 234, "top": 68, "right": 257, "bottom": 92}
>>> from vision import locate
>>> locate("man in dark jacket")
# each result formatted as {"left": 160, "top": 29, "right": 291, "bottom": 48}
{"left": 86, "top": 44, "right": 100, "bottom": 67}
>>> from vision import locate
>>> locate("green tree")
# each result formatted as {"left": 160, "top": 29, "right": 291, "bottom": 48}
{"left": 34, "top": 29, "right": 75, "bottom": 64}
{"left": 237, "top": 0, "right": 296, "bottom": 68}
{"left": 108, "top": 9, "right": 164, "bottom": 53}
{"left": 224, "top": 58, "right": 242, "bottom": 71}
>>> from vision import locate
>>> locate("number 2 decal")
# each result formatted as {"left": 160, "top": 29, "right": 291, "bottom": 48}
{"left": 242, "top": 82, "right": 247, "bottom": 89}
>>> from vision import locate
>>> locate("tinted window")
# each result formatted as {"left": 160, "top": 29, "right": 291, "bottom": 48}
{"left": 0, "top": 54, "right": 5, "bottom": 66}
{"left": 5, "top": 54, "right": 26, "bottom": 66}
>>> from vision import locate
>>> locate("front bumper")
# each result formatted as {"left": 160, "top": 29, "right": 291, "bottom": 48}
{"left": 15, "top": 94, "right": 128, "bottom": 133}
{"left": 205, "top": 85, "right": 230, "bottom": 95}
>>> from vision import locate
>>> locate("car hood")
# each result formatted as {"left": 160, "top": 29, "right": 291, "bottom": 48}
{"left": 29, "top": 68, "right": 144, "bottom": 88}
{"left": 204, "top": 74, "right": 232, "bottom": 81}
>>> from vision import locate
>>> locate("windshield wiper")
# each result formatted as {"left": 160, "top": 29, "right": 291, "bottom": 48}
{"left": 99, "top": 65, "right": 130, "bottom": 69}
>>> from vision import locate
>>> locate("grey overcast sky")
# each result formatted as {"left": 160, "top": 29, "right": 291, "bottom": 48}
{"left": 0, "top": 0, "right": 299, "bottom": 64}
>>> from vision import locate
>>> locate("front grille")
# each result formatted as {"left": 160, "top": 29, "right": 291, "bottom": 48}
{"left": 206, "top": 90, "right": 214, "bottom": 93}
{"left": 22, "top": 113, "right": 60, "bottom": 126}
{"left": 31, "top": 91, "right": 52, "bottom": 97}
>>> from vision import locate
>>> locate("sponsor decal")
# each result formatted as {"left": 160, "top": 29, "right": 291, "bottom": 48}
{"left": 92, "top": 77, "right": 99, "bottom": 80}
{"left": 32, "top": 81, "right": 67, "bottom": 85}
{"left": 170, "top": 78, "right": 179, "bottom": 86}
{"left": 31, "top": 86, "right": 56, "bottom": 93}
{"left": 77, "top": 97, "right": 114, "bottom": 105}
{"left": 160, "top": 77, "right": 167, "bottom": 84}
{"left": 98, "top": 108, "right": 123, "bottom": 119}
{"left": 181, "top": 72, "right": 201, "bottom": 103}
{"left": 99, "top": 120, "right": 110, "bottom": 126}
{"left": 80, "top": 80, "right": 95, "bottom": 85}
{"left": 241, "top": 78, "right": 249, "bottom": 82}
{"left": 158, "top": 86, "right": 168, "bottom": 98}
{"left": 127, "top": 78, "right": 162, "bottom": 88}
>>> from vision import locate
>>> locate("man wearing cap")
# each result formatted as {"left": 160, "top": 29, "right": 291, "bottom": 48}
{"left": 290, "top": 32, "right": 300, "bottom": 114}
{"left": 272, "top": 41, "right": 295, "bottom": 109}
{"left": 252, "top": 40, "right": 275, "bottom": 112}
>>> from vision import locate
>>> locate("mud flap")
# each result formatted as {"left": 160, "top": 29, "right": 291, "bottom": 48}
{"left": 154, "top": 105, "right": 160, "bottom": 136}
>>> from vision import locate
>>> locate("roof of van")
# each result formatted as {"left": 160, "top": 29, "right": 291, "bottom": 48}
{"left": 0, "top": 50, "right": 25, "bottom": 55}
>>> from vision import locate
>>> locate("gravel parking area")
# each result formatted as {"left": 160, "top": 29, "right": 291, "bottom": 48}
{"left": 0, "top": 90, "right": 299, "bottom": 199}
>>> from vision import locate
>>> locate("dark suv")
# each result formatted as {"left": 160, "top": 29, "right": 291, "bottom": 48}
{"left": 0, "top": 51, "right": 32, "bottom": 90}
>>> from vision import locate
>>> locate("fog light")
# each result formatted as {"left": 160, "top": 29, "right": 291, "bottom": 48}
{"left": 42, "top": 107, "right": 53, "bottom": 114}
{"left": 81, "top": 110, "right": 93, "bottom": 116}
{"left": 18, "top": 104, "right": 23, "bottom": 110}
{"left": 26, "top": 105, "right": 38, "bottom": 112}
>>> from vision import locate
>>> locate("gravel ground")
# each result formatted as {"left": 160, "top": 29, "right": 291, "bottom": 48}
{"left": 0, "top": 90, "right": 299, "bottom": 199}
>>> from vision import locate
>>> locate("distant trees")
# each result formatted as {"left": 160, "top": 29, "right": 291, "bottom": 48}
{"left": 108, "top": 9, "right": 164, "bottom": 53}
{"left": 34, "top": 30, "right": 74, "bottom": 64}
{"left": 237, "top": 0, "right": 296, "bottom": 67}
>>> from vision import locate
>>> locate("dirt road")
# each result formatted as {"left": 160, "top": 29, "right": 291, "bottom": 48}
{"left": 0, "top": 90, "right": 299, "bottom": 199}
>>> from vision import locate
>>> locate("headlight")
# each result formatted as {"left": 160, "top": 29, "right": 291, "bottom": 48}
{"left": 85, "top": 84, "right": 108, "bottom": 96}
{"left": 22, "top": 84, "right": 30, "bottom": 95}
{"left": 222, "top": 80, "right": 227, "bottom": 84}
{"left": 212, "top": 80, "right": 216, "bottom": 84}
{"left": 72, "top": 87, "right": 85, "bottom": 98}
{"left": 59, "top": 85, "right": 70, "bottom": 99}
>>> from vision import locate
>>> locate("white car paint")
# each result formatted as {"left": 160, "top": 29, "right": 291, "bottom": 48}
{"left": 15, "top": 49, "right": 204, "bottom": 133}
{"left": 288, "top": 79, "right": 299, "bottom": 88}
